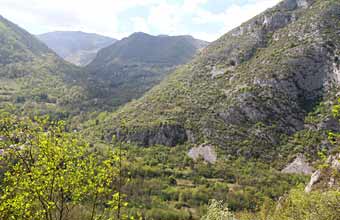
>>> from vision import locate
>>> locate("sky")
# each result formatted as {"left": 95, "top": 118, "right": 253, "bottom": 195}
{"left": 0, "top": 0, "right": 281, "bottom": 42}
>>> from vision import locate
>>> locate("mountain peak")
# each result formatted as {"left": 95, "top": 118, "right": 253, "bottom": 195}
{"left": 130, "top": 32, "right": 150, "bottom": 37}
{"left": 37, "top": 31, "right": 117, "bottom": 66}
{"left": 84, "top": 31, "right": 208, "bottom": 110}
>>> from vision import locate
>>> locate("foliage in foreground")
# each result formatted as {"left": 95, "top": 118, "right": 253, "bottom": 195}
{"left": 270, "top": 188, "right": 340, "bottom": 220}
{"left": 0, "top": 116, "right": 126, "bottom": 220}
{"left": 202, "top": 188, "right": 340, "bottom": 220}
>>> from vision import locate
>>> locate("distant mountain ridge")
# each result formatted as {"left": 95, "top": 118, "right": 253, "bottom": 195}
{"left": 37, "top": 31, "right": 117, "bottom": 66}
{"left": 83, "top": 32, "right": 209, "bottom": 110}
{"left": 0, "top": 15, "right": 209, "bottom": 115}
{"left": 89, "top": 32, "right": 208, "bottom": 68}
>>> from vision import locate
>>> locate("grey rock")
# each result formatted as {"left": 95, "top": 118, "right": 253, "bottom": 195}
{"left": 305, "top": 153, "right": 340, "bottom": 192}
{"left": 211, "top": 66, "right": 226, "bottom": 79}
{"left": 328, "top": 176, "right": 336, "bottom": 188}
{"left": 282, "top": 154, "right": 314, "bottom": 175}
{"left": 333, "top": 58, "right": 340, "bottom": 82}
{"left": 279, "top": 0, "right": 298, "bottom": 10}
{"left": 327, "top": 153, "right": 340, "bottom": 170}
{"left": 116, "top": 124, "right": 187, "bottom": 147}
{"left": 305, "top": 170, "right": 321, "bottom": 192}
{"left": 263, "top": 13, "right": 293, "bottom": 31}
{"left": 297, "top": 0, "right": 313, "bottom": 8}
{"left": 279, "top": 0, "right": 313, "bottom": 10}
{"left": 317, "top": 117, "right": 340, "bottom": 132}
{"left": 188, "top": 144, "right": 217, "bottom": 164}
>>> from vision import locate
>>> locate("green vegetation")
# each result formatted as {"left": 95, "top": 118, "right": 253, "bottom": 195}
{"left": 84, "top": 33, "right": 208, "bottom": 110}
{"left": 201, "top": 200, "right": 236, "bottom": 220}
{"left": 270, "top": 188, "right": 340, "bottom": 220}
{"left": 0, "top": 0, "right": 340, "bottom": 219}
{"left": 202, "top": 188, "right": 340, "bottom": 220}
{"left": 0, "top": 116, "right": 127, "bottom": 220}
{"left": 0, "top": 118, "right": 308, "bottom": 220}
{"left": 111, "top": 144, "right": 307, "bottom": 219}
{"left": 89, "top": 0, "right": 340, "bottom": 161}
{"left": 0, "top": 15, "right": 91, "bottom": 118}
{"left": 197, "top": 100, "right": 340, "bottom": 220}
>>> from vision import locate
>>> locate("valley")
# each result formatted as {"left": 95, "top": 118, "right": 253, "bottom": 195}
{"left": 0, "top": 0, "right": 339, "bottom": 219}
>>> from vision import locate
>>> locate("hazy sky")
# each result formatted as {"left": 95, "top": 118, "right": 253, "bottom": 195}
{"left": 0, "top": 0, "right": 281, "bottom": 41}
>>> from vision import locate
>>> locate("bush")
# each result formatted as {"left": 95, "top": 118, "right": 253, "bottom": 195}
{"left": 201, "top": 200, "right": 236, "bottom": 220}
{"left": 0, "top": 116, "right": 125, "bottom": 220}
{"left": 270, "top": 188, "right": 340, "bottom": 220}
{"left": 145, "top": 208, "right": 191, "bottom": 220}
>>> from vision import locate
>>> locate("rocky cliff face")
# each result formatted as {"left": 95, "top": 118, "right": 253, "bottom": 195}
{"left": 305, "top": 153, "right": 340, "bottom": 192}
{"left": 114, "top": 124, "right": 188, "bottom": 147}
{"left": 90, "top": 0, "right": 340, "bottom": 159}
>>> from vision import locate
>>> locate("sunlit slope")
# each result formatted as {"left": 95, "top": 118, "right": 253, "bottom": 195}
{"left": 90, "top": 0, "right": 340, "bottom": 159}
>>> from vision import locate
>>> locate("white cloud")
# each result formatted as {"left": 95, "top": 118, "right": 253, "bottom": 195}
{"left": 143, "top": 0, "right": 281, "bottom": 41}
{"left": 182, "top": 0, "right": 209, "bottom": 11}
{"left": 221, "top": 0, "right": 281, "bottom": 31}
{"left": 0, "top": 0, "right": 159, "bottom": 38}
{"left": 131, "top": 17, "right": 150, "bottom": 33}
{"left": 147, "top": 3, "right": 182, "bottom": 35}
{"left": 0, "top": 0, "right": 282, "bottom": 41}
{"left": 191, "top": 0, "right": 281, "bottom": 40}
{"left": 191, "top": 31, "right": 221, "bottom": 42}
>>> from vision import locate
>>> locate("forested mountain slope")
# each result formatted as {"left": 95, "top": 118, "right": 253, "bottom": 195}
{"left": 92, "top": 0, "right": 340, "bottom": 160}
{"left": 0, "top": 16, "right": 209, "bottom": 118}
{"left": 84, "top": 33, "right": 209, "bottom": 110}
{"left": 0, "top": 15, "right": 86, "bottom": 118}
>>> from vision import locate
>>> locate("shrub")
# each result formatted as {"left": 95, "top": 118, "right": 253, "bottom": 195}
{"left": 201, "top": 200, "right": 236, "bottom": 220}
